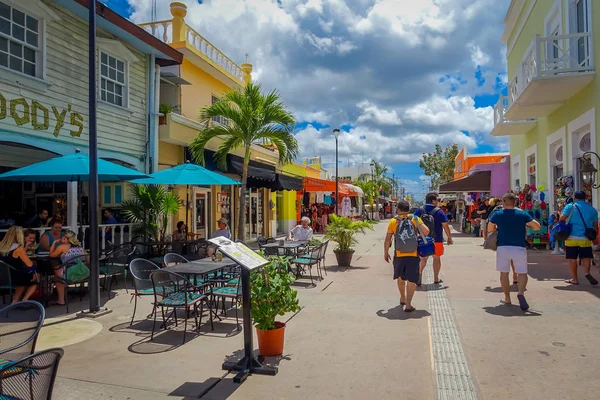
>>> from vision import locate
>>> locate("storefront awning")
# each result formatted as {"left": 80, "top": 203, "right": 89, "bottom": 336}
{"left": 228, "top": 156, "right": 276, "bottom": 182}
{"left": 438, "top": 171, "right": 491, "bottom": 193}
{"left": 276, "top": 174, "right": 303, "bottom": 191}
{"left": 303, "top": 177, "right": 336, "bottom": 192}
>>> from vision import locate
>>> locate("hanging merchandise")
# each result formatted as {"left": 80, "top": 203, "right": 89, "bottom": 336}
{"left": 324, "top": 195, "right": 332, "bottom": 205}
{"left": 342, "top": 196, "right": 352, "bottom": 217}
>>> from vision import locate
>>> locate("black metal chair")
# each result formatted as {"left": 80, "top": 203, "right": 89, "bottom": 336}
{"left": 0, "top": 260, "right": 16, "bottom": 305}
{"left": 128, "top": 259, "right": 163, "bottom": 326}
{"left": 100, "top": 246, "right": 136, "bottom": 298}
{"left": 53, "top": 254, "right": 89, "bottom": 313}
{"left": 318, "top": 240, "right": 330, "bottom": 277}
{"left": 163, "top": 253, "right": 188, "bottom": 267}
{"left": 0, "top": 300, "right": 45, "bottom": 362}
{"left": 0, "top": 348, "right": 64, "bottom": 400}
{"left": 150, "top": 270, "right": 212, "bottom": 344}
{"left": 291, "top": 243, "right": 323, "bottom": 286}
{"left": 210, "top": 271, "right": 241, "bottom": 330}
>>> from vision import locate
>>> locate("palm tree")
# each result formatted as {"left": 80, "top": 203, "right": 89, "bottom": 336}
{"left": 190, "top": 83, "right": 298, "bottom": 242}
{"left": 358, "top": 160, "right": 392, "bottom": 196}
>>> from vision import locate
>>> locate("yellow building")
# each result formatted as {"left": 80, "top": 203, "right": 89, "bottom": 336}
{"left": 139, "top": 2, "right": 317, "bottom": 240}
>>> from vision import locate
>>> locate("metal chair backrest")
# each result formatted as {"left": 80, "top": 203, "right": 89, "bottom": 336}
{"left": 0, "top": 260, "right": 14, "bottom": 289}
{"left": 263, "top": 246, "right": 279, "bottom": 257}
{"left": 0, "top": 347, "right": 64, "bottom": 400}
{"left": 150, "top": 270, "right": 194, "bottom": 301}
{"left": 309, "top": 243, "right": 322, "bottom": 260}
{"left": 129, "top": 258, "right": 160, "bottom": 292}
{"left": 106, "top": 246, "right": 136, "bottom": 266}
{"left": 319, "top": 240, "right": 330, "bottom": 261}
{"left": 257, "top": 236, "right": 268, "bottom": 246}
{"left": 164, "top": 253, "right": 188, "bottom": 267}
{"left": 0, "top": 300, "right": 45, "bottom": 360}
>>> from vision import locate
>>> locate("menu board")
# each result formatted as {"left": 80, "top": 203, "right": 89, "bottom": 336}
{"left": 208, "top": 236, "right": 269, "bottom": 270}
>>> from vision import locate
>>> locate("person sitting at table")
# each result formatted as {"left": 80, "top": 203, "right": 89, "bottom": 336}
{"left": 49, "top": 230, "right": 87, "bottom": 306}
{"left": 39, "top": 219, "right": 64, "bottom": 252}
{"left": 207, "top": 218, "right": 232, "bottom": 257}
{"left": 173, "top": 221, "right": 187, "bottom": 241}
{"left": 288, "top": 217, "right": 313, "bottom": 241}
{"left": 0, "top": 226, "right": 38, "bottom": 304}
{"left": 24, "top": 229, "right": 38, "bottom": 253}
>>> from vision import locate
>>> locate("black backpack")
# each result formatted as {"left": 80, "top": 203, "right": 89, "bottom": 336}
{"left": 420, "top": 206, "right": 440, "bottom": 235}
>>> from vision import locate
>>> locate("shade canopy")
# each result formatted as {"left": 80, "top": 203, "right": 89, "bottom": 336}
{"left": 438, "top": 171, "right": 492, "bottom": 193}
{"left": 131, "top": 162, "right": 241, "bottom": 186}
{"left": 303, "top": 177, "right": 336, "bottom": 192}
{"left": 0, "top": 152, "right": 149, "bottom": 182}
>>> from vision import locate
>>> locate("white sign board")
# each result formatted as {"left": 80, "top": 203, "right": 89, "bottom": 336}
{"left": 208, "top": 237, "right": 269, "bottom": 270}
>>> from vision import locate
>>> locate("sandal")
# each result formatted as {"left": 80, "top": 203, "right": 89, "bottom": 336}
{"left": 564, "top": 279, "right": 579, "bottom": 285}
{"left": 404, "top": 306, "right": 416, "bottom": 312}
{"left": 585, "top": 274, "right": 599, "bottom": 286}
{"left": 51, "top": 301, "right": 66, "bottom": 306}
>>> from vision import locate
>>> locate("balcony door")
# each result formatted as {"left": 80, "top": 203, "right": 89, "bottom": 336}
{"left": 575, "top": 0, "right": 590, "bottom": 67}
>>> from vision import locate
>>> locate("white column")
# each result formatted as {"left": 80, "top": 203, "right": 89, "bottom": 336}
{"left": 67, "top": 181, "right": 78, "bottom": 229}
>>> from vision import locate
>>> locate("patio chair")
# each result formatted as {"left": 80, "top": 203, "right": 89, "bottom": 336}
{"left": 0, "top": 300, "right": 45, "bottom": 362}
{"left": 210, "top": 275, "right": 241, "bottom": 330}
{"left": 0, "top": 348, "right": 64, "bottom": 400}
{"left": 163, "top": 253, "right": 188, "bottom": 267}
{"left": 53, "top": 254, "right": 89, "bottom": 313}
{"left": 0, "top": 260, "right": 16, "bottom": 305}
{"left": 150, "top": 270, "right": 212, "bottom": 344}
{"left": 318, "top": 240, "right": 330, "bottom": 277}
{"left": 100, "top": 246, "right": 137, "bottom": 298}
{"left": 129, "top": 258, "right": 164, "bottom": 326}
{"left": 291, "top": 243, "right": 323, "bottom": 286}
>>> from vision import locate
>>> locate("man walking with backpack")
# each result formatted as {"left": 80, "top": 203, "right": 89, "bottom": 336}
{"left": 415, "top": 192, "right": 453, "bottom": 285}
{"left": 384, "top": 200, "right": 430, "bottom": 312}
{"left": 560, "top": 191, "right": 598, "bottom": 286}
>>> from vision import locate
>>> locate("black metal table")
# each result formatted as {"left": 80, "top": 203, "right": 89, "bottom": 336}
{"left": 162, "top": 258, "right": 236, "bottom": 276}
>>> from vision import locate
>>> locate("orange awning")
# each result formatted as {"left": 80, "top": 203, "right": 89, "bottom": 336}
{"left": 303, "top": 177, "right": 336, "bottom": 192}
{"left": 339, "top": 183, "right": 359, "bottom": 196}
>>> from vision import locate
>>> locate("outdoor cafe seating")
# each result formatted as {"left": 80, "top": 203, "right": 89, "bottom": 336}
{"left": 0, "top": 300, "right": 64, "bottom": 399}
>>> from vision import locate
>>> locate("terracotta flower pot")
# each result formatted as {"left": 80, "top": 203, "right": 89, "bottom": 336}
{"left": 159, "top": 115, "right": 166, "bottom": 125}
{"left": 256, "top": 321, "right": 286, "bottom": 356}
{"left": 334, "top": 249, "right": 354, "bottom": 267}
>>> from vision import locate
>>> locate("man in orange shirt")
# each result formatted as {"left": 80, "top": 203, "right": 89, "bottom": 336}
{"left": 384, "top": 200, "right": 430, "bottom": 312}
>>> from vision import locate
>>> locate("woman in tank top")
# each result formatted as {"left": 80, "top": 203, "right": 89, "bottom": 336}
{"left": 49, "top": 230, "right": 87, "bottom": 305}
{"left": 39, "top": 219, "right": 64, "bottom": 252}
{"left": 0, "top": 226, "right": 38, "bottom": 304}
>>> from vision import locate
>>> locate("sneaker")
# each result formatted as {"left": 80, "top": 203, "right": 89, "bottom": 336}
{"left": 551, "top": 249, "right": 562, "bottom": 255}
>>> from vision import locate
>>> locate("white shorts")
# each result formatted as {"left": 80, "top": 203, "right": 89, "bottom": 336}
{"left": 496, "top": 246, "right": 527, "bottom": 274}
{"left": 480, "top": 219, "right": 488, "bottom": 232}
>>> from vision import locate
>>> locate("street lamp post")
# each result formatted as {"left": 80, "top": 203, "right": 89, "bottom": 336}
{"left": 334, "top": 129, "right": 340, "bottom": 215}
{"left": 370, "top": 161, "right": 375, "bottom": 220}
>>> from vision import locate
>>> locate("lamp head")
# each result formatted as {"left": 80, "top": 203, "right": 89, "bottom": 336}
{"left": 333, "top": 128, "right": 340, "bottom": 139}
{"left": 581, "top": 157, "right": 597, "bottom": 186}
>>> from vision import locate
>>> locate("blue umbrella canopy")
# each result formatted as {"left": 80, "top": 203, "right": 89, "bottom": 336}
{"left": 0, "top": 152, "right": 149, "bottom": 182}
{"left": 131, "top": 162, "right": 241, "bottom": 186}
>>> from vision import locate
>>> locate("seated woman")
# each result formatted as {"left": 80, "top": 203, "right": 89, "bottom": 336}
{"left": 288, "top": 217, "right": 314, "bottom": 241}
{"left": 0, "top": 226, "right": 38, "bottom": 304}
{"left": 173, "top": 221, "right": 187, "bottom": 241}
{"left": 49, "top": 230, "right": 87, "bottom": 306}
{"left": 39, "top": 219, "right": 64, "bottom": 252}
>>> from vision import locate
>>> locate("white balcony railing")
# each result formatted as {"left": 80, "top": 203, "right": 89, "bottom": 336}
{"left": 138, "top": 20, "right": 245, "bottom": 83}
{"left": 509, "top": 32, "right": 594, "bottom": 105}
{"left": 494, "top": 95, "right": 536, "bottom": 125}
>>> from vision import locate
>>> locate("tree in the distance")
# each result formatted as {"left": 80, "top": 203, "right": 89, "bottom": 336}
{"left": 190, "top": 83, "right": 298, "bottom": 242}
{"left": 419, "top": 143, "right": 459, "bottom": 191}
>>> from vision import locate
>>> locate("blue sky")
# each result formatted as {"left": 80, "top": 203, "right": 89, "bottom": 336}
{"left": 116, "top": 0, "right": 510, "bottom": 198}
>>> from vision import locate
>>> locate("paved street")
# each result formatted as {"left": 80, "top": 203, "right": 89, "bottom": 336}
{"left": 41, "top": 221, "right": 600, "bottom": 400}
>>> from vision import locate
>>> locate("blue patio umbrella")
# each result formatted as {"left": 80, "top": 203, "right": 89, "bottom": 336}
{"left": 130, "top": 162, "right": 241, "bottom": 186}
{"left": 0, "top": 151, "right": 149, "bottom": 182}
{"left": 131, "top": 162, "right": 241, "bottom": 231}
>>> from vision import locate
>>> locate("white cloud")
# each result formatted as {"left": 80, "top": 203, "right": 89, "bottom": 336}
{"left": 127, "top": 0, "right": 509, "bottom": 168}
{"left": 469, "top": 43, "right": 490, "bottom": 67}
{"left": 357, "top": 101, "right": 402, "bottom": 125}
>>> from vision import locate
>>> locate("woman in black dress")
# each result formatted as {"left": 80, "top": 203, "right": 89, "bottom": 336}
{"left": 0, "top": 226, "right": 37, "bottom": 304}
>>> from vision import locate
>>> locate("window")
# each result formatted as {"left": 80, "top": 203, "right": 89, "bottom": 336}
{"left": 527, "top": 153, "right": 536, "bottom": 186}
{"left": 0, "top": 1, "right": 39, "bottom": 77}
{"left": 576, "top": 0, "right": 589, "bottom": 66}
{"left": 211, "top": 95, "right": 229, "bottom": 126}
{"left": 100, "top": 51, "right": 126, "bottom": 107}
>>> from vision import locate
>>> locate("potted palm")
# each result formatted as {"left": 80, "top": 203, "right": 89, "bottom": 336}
{"left": 159, "top": 104, "right": 173, "bottom": 125}
{"left": 325, "top": 214, "right": 374, "bottom": 267}
{"left": 250, "top": 256, "right": 300, "bottom": 356}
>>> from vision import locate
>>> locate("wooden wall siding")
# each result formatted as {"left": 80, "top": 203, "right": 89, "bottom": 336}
{"left": 0, "top": 3, "right": 148, "bottom": 161}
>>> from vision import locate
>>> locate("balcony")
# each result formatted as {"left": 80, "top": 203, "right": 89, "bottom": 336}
{"left": 506, "top": 32, "right": 595, "bottom": 120}
{"left": 491, "top": 95, "right": 537, "bottom": 136}
{"left": 138, "top": 3, "right": 247, "bottom": 89}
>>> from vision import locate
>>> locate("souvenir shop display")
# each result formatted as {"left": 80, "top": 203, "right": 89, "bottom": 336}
{"left": 554, "top": 175, "right": 574, "bottom": 207}
{"left": 514, "top": 184, "right": 551, "bottom": 246}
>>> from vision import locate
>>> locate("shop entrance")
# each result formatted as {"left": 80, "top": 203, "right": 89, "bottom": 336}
{"left": 245, "top": 188, "right": 264, "bottom": 241}
{"left": 193, "top": 189, "right": 212, "bottom": 239}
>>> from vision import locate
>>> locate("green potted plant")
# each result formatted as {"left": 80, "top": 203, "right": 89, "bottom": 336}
{"left": 159, "top": 104, "right": 173, "bottom": 125}
{"left": 250, "top": 256, "right": 300, "bottom": 356}
{"left": 325, "top": 214, "right": 374, "bottom": 267}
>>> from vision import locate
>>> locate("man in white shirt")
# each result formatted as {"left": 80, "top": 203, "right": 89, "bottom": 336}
{"left": 288, "top": 217, "right": 314, "bottom": 241}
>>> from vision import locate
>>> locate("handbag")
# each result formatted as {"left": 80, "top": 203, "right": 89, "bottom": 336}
{"left": 67, "top": 259, "right": 90, "bottom": 282}
{"left": 574, "top": 205, "right": 597, "bottom": 241}
{"left": 553, "top": 206, "right": 575, "bottom": 241}
{"left": 483, "top": 231, "right": 498, "bottom": 251}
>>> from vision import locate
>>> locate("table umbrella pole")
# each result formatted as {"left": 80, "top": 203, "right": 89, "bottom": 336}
{"left": 186, "top": 184, "right": 189, "bottom": 235}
